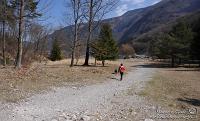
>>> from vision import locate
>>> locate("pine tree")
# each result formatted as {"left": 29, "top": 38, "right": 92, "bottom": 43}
{"left": 191, "top": 18, "right": 200, "bottom": 66}
{"left": 50, "top": 40, "right": 62, "bottom": 61}
{"left": 92, "top": 23, "right": 118, "bottom": 66}
{"left": 156, "top": 34, "right": 177, "bottom": 67}
{"left": 152, "top": 21, "right": 193, "bottom": 67}
{"left": 170, "top": 21, "right": 193, "bottom": 62}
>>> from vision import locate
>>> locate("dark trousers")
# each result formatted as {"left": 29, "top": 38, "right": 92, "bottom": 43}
{"left": 120, "top": 72, "right": 124, "bottom": 81}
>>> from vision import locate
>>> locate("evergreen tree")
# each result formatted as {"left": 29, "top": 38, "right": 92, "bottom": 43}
{"left": 50, "top": 40, "right": 62, "bottom": 61}
{"left": 152, "top": 21, "right": 193, "bottom": 67}
{"left": 92, "top": 23, "right": 118, "bottom": 66}
{"left": 157, "top": 34, "right": 178, "bottom": 67}
{"left": 170, "top": 21, "right": 193, "bottom": 63}
{"left": 190, "top": 18, "right": 200, "bottom": 66}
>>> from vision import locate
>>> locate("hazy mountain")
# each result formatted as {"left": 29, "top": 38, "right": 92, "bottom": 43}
{"left": 107, "top": 0, "right": 200, "bottom": 43}
{"left": 50, "top": 0, "right": 200, "bottom": 53}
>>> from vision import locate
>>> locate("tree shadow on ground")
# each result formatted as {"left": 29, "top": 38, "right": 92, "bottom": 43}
{"left": 131, "top": 63, "right": 171, "bottom": 68}
{"left": 44, "top": 64, "right": 109, "bottom": 68}
{"left": 168, "top": 69, "right": 200, "bottom": 72}
{"left": 75, "top": 65, "right": 109, "bottom": 67}
{"left": 177, "top": 97, "right": 200, "bottom": 106}
{"left": 131, "top": 63, "right": 200, "bottom": 71}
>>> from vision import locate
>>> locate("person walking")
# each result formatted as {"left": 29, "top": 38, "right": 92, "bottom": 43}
{"left": 118, "top": 63, "right": 125, "bottom": 81}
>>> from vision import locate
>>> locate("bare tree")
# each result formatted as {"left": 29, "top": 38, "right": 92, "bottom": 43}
{"left": 11, "top": 0, "right": 41, "bottom": 68}
{"left": 29, "top": 23, "right": 45, "bottom": 54}
{"left": 120, "top": 44, "right": 135, "bottom": 58}
{"left": 67, "top": 0, "right": 85, "bottom": 67}
{"left": 83, "top": 0, "right": 118, "bottom": 66}
{"left": 22, "top": 22, "right": 49, "bottom": 62}
{"left": 16, "top": 0, "right": 25, "bottom": 68}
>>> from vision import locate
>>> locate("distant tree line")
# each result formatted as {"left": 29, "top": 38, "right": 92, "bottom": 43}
{"left": 149, "top": 18, "right": 200, "bottom": 67}
{"left": 0, "top": 0, "right": 49, "bottom": 68}
{"left": 0, "top": 0, "right": 119, "bottom": 68}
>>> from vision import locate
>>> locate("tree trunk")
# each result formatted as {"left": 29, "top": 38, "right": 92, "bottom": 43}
{"left": 70, "top": 21, "right": 78, "bottom": 67}
{"left": 70, "top": 22, "right": 77, "bottom": 67}
{"left": 75, "top": 57, "right": 79, "bottom": 65}
{"left": 178, "top": 58, "right": 182, "bottom": 66}
{"left": 70, "top": 49, "right": 75, "bottom": 67}
{"left": 2, "top": 20, "right": 6, "bottom": 67}
{"left": 34, "top": 39, "right": 40, "bottom": 55}
{"left": 83, "top": 0, "right": 93, "bottom": 66}
{"left": 95, "top": 58, "right": 97, "bottom": 66}
{"left": 70, "top": 0, "right": 81, "bottom": 67}
{"left": 2, "top": 0, "right": 6, "bottom": 67}
{"left": 16, "top": 0, "right": 24, "bottom": 68}
{"left": 102, "top": 60, "right": 105, "bottom": 66}
{"left": 171, "top": 55, "right": 175, "bottom": 67}
{"left": 84, "top": 39, "right": 90, "bottom": 66}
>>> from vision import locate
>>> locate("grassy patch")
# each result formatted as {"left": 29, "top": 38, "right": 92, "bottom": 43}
{"left": 140, "top": 67, "right": 200, "bottom": 109}
{"left": 0, "top": 59, "right": 134, "bottom": 103}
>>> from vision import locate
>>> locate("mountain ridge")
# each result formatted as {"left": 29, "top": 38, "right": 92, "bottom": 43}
{"left": 49, "top": 0, "right": 200, "bottom": 53}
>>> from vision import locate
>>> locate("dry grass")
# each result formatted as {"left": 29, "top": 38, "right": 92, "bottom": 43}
{"left": 141, "top": 67, "right": 200, "bottom": 109}
{"left": 0, "top": 58, "right": 135, "bottom": 103}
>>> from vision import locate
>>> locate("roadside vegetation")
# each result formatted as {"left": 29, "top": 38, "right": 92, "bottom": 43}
{"left": 140, "top": 65, "right": 200, "bottom": 109}
{"left": 148, "top": 17, "right": 200, "bottom": 67}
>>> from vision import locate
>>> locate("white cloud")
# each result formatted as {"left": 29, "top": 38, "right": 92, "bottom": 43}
{"left": 150, "top": 0, "right": 160, "bottom": 5}
{"left": 116, "top": 4, "right": 128, "bottom": 16}
{"left": 115, "top": 0, "right": 161, "bottom": 16}
{"left": 115, "top": 0, "right": 144, "bottom": 16}
{"left": 123, "top": 0, "right": 145, "bottom": 4}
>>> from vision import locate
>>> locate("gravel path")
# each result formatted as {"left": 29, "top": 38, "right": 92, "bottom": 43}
{"left": 0, "top": 65, "right": 156, "bottom": 121}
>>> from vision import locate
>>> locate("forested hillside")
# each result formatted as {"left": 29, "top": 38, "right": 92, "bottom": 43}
{"left": 50, "top": 0, "right": 200, "bottom": 50}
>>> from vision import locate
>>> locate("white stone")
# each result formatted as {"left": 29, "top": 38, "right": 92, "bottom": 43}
{"left": 51, "top": 119, "right": 58, "bottom": 121}
{"left": 144, "top": 119, "right": 154, "bottom": 121}
{"left": 81, "top": 115, "right": 91, "bottom": 121}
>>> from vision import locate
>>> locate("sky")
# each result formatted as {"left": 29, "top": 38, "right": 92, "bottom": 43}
{"left": 38, "top": 0, "right": 161, "bottom": 29}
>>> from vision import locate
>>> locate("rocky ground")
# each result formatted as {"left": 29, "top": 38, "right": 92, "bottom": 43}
{"left": 0, "top": 61, "right": 158, "bottom": 121}
{"left": 0, "top": 59, "right": 121, "bottom": 103}
{"left": 0, "top": 59, "right": 199, "bottom": 121}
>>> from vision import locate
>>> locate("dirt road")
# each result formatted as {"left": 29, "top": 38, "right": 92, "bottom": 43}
{"left": 0, "top": 63, "right": 156, "bottom": 121}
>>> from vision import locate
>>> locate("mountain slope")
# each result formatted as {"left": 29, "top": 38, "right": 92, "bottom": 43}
{"left": 50, "top": 0, "right": 200, "bottom": 51}
{"left": 110, "top": 0, "right": 200, "bottom": 43}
